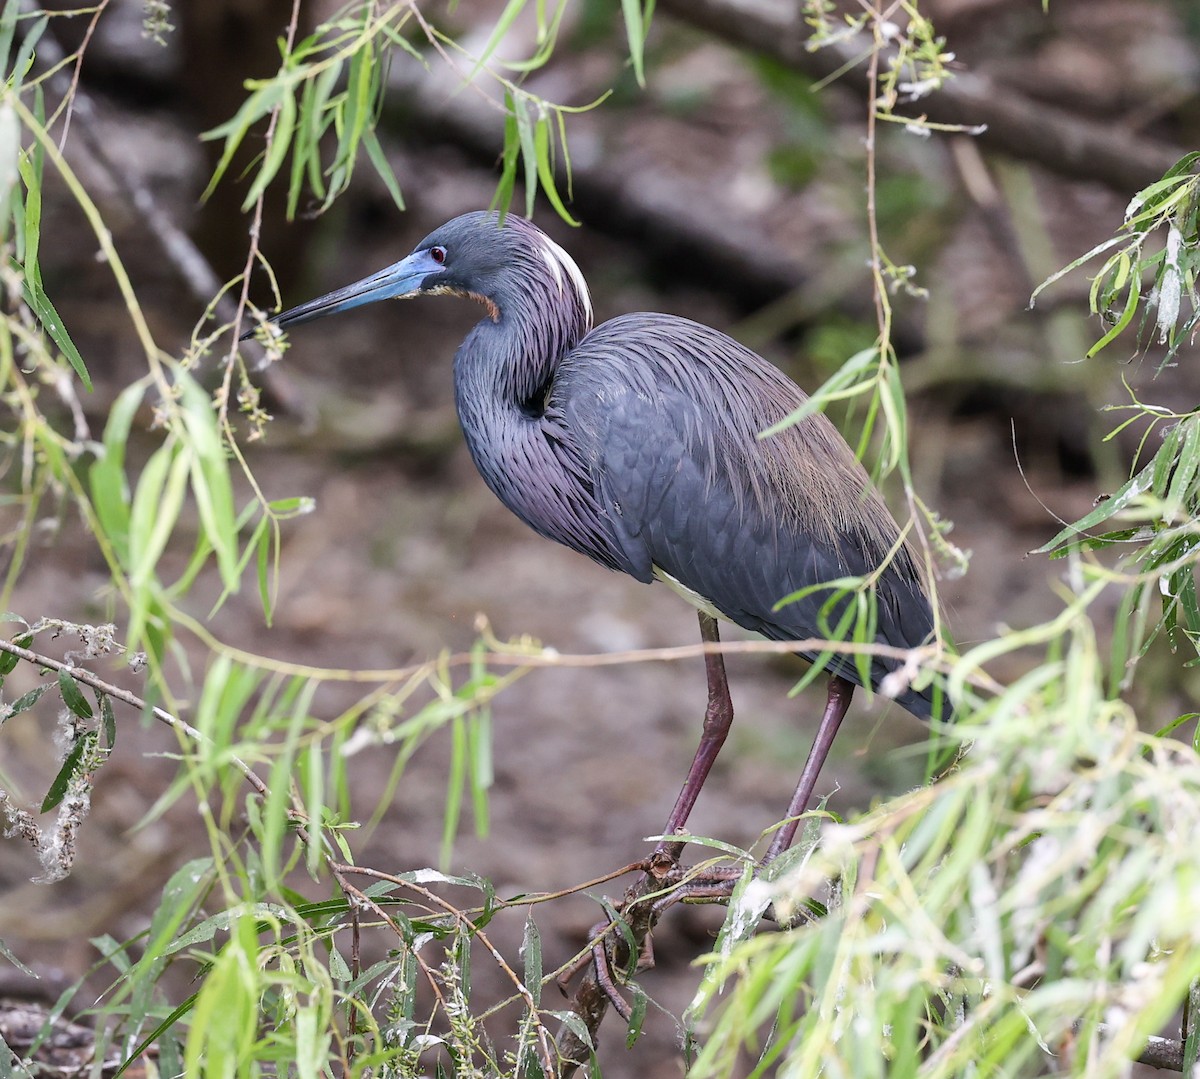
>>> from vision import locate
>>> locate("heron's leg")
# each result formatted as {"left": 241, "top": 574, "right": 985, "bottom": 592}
{"left": 654, "top": 612, "right": 733, "bottom": 863}
{"left": 763, "top": 675, "right": 854, "bottom": 863}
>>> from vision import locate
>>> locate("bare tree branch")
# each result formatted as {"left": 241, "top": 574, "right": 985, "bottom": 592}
{"left": 382, "top": 56, "right": 822, "bottom": 315}
{"left": 657, "top": 0, "right": 1183, "bottom": 195}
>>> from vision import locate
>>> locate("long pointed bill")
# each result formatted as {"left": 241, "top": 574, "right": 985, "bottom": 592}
{"left": 244, "top": 249, "right": 445, "bottom": 339}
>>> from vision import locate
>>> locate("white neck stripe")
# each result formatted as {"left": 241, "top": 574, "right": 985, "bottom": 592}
{"left": 537, "top": 234, "right": 594, "bottom": 327}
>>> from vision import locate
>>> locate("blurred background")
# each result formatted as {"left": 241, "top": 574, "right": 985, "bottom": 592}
{"left": 2, "top": 0, "right": 1199, "bottom": 1073}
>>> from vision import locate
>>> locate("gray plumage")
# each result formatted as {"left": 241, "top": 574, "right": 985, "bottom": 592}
{"left": 439, "top": 213, "right": 934, "bottom": 717}
{"left": 263, "top": 210, "right": 940, "bottom": 859}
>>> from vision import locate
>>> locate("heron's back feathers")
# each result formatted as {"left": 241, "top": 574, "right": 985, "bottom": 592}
{"left": 548, "top": 313, "right": 938, "bottom": 719}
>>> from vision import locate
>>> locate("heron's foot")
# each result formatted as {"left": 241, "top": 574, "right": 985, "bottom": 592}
{"left": 646, "top": 863, "right": 744, "bottom": 915}
{"left": 558, "top": 858, "right": 749, "bottom": 1019}
{"left": 555, "top": 908, "right": 656, "bottom": 1020}
{"left": 578, "top": 913, "right": 656, "bottom": 1020}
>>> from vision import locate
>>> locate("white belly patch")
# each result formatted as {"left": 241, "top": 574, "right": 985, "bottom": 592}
{"left": 652, "top": 565, "right": 725, "bottom": 621}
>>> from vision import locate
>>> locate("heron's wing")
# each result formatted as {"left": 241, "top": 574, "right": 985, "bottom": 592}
{"left": 589, "top": 377, "right": 864, "bottom": 632}
{"left": 557, "top": 314, "right": 936, "bottom": 714}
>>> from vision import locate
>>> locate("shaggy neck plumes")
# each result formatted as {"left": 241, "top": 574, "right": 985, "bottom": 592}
{"left": 449, "top": 223, "right": 601, "bottom": 561}
{"left": 456, "top": 224, "right": 593, "bottom": 417}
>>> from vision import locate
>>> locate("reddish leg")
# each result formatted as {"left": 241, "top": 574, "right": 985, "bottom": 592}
{"left": 584, "top": 662, "right": 854, "bottom": 1014}
{"left": 763, "top": 675, "right": 855, "bottom": 863}
{"left": 655, "top": 612, "right": 733, "bottom": 863}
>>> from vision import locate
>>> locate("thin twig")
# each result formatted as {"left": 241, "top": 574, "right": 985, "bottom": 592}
{"left": 54, "top": 0, "right": 109, "bottom": 148}
{"left": 157, "top": 607, "right": 978, "bottom": 692}
{"left": 333, "top": 861, "right": 558, "bottom": 1076}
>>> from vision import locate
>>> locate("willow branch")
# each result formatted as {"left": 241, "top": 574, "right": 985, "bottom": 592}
{"left": 0, "top": 636, "right": 268, "bottom": 796}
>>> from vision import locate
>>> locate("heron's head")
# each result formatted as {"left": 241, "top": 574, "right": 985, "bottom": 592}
{"left": 250, "top": 211, "right": 592, "bottom": 336}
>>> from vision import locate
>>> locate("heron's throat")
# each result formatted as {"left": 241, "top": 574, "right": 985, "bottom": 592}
{"left": 426, "top": 282, "right": 501, "bottom": 323}
{"left": 465, "top": 289, "right": 501, "bottom": 322}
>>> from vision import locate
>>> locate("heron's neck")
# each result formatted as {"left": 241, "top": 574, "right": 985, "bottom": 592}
{"left": 451, "top": 288, "right": 589, "bottom": 528}
{"left": 454, "top": 283, "right": 590, "bottom": 421}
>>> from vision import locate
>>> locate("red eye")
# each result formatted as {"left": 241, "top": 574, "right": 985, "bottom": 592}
{"left": 430, "top": 246, "right": 447, "bottom": 264}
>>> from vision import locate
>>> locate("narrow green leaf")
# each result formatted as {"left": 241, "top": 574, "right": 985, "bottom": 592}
{"left": 441, "top": 714, "right": 467, "bottom": 870}
{"left": 759, "top": 347, "right": 879, "bottom": 438}
{"left": 545, "top": 1010, "right": 594, "bottom": 1053}
{"left": 255, "top": 516, "right": 273, "bottom": 625}
{"left": 89, "top": 379, "right": 145, "bottom": 560}
{"left": 200, "top": 81, "right": 284, "bottom": 202}
{"left": 0, "top": 0, "right": 20, "bottom": 76}
{"left": 304, "top": 740, "right": 324, "bottom": 877}
{"left": 471, "top": 0, "right": 528, "bottom": 74}
{"left": 176, "top": 374, "right": 239, "bottom": 590}
{"left": 0, "top": 634, "right": 29, "bottom": 675}
{"left": 129, "top": 857, "right": 216, "bottom": 1033}
{"left": 556, "top": 107, "right": 574, "bottom": 202}
{"left": 99, "top": 693, "right": 116, "bottom": 748}
{"left": 491, "top": 92, "right": 521, "bottom": 218}
{"left": 327, "top": 944, "right": 351, "bottom": 982}
{"left": 513, "top": 93, "right": 538, "bottom": 219}
{"left": 22, "top": 282, "right": 90, "bottom": 389}
{"left": 267, "top": 495, "right": 314, "bottom": 515}
{"left": 18, "top": 148, "right": 90, "bottom": 388}
{"left": 620, "top": 0, "right": 653, "bottom": 87}
{"left": 1125, "top": 179, "right": 1193, "bottom": 231}
{"left": 41, "top": 731, "right": 93, "bottom": 812}
{"left": 533, "top": 114, "right": 578, "bottom": 225}
{"left": 345, "top": 39, "right": 376, "bottom": 152}
{"left": 166, "top": 910, "right": 239, "bottom": 955}
{"left": 468, "top": 710, "right": 492, "bottom": 837}
{"left": 1086, "top": 268, "right": 1142, "bottom": 359}
{"left": 57, "top": 670, "right": 93, "bottom": 719}
{"left": 1029, "top": 234, "right": 1126, "bottom": 308}
{"left": 5, "top": 681, "right": 50, "bottom": 719}
{"left": 362, "top": 128, "right": 405, "bottom": 211}
{"left": 110, "top": 993, "right": 199, "bottom": 1079}
{"left": 128, "top": 442, "right": 189, "bottom": 587}
{"left": 183, "top": 916, "right": 260, "bottom": 1079}
{"left": 1035, "top": 455, "right": 1159, "bottom": 553}
{"left": 625, "top": 983, "right": 648, "bottom": 1047}
{"left": 243, "top": 87, "right": 297, "bottom": 210}
{"left": 10, "top": 13, "right": 46, "bottom": 86}
{"left": 193, "top": 653, "right": 236, "bottom": 749}
{"left": 0, "top": 935, "right": 36, "bottom": 976}
{"left": 287, "top": 79, "right": 316, "bottom": 220}
{"left": 522, "top": 911, "right": 542, "bottom": 1005}
{"left": 1161, "top": 150, "right": 1200, "bottom": 181}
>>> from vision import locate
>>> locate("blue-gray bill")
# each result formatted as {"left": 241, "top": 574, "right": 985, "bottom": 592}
{"left": 239, "top": 248, "right": 446, "bottom": 339}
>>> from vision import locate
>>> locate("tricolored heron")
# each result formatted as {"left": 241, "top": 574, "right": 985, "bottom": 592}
{"left": 255, "top": 210, "right": 939, "bottom": 864}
